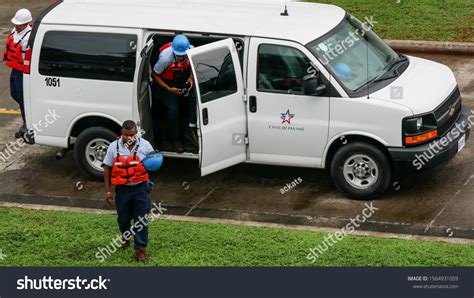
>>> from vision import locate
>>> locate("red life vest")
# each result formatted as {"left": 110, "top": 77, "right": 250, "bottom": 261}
{"left": 159, "top": 42, "right": 191, "bottom": 81}
{"left": 111, "top": 138, "right": 149, "bottom": 185}
{"left": 2, "top": 30, "right": 31, "bottom": 72}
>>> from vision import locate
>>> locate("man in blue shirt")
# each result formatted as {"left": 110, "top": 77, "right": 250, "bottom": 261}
{"left": 152, "top": 34, "right": 198, "bottom": 153}
{"left": 102, "top": 120, "right": 155, "bottom": 262}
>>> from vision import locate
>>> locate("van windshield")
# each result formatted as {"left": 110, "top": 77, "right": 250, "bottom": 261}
{"left": 307, "top": 15, "right": 400, "bottom": 93}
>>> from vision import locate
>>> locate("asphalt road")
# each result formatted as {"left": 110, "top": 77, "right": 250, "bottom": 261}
{"left": 0, "top": 1, "right": 472, "bottom": 240}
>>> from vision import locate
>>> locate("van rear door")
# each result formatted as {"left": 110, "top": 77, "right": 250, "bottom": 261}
{"left": 186, "top": 38, "right": 247, "bottom": 176}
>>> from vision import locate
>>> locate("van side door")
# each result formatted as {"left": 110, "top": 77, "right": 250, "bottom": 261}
{"left": 186, "top": 38, "right": 247, "bottom": 176}
{"left": 246, "top": 37, "right": 331, "bottom": 167}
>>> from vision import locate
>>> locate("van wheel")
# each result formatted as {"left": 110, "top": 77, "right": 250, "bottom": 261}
{"left": 330, "top": 142, "right": 391, "bottom": 200}
{"left": 74, "top": 127, "right": 117, "bottom": 180}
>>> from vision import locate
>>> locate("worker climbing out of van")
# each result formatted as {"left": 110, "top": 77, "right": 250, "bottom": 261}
{"left": 152, "top": 34, "right": 199, "bottom": 153}
{"left": 2, "top": 9, "right": 33, "bottom": 142}
{"left": 102, "top": 120, "right": 163, "bottom": 262}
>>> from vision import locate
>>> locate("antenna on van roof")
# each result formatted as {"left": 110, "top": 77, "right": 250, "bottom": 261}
{"left": 280, "top": 0, "right": 289, "bottom": 16}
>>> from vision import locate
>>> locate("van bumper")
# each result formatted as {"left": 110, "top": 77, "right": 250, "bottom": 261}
{"left": 388, "top": 105, "right": 471, "bottom": 174}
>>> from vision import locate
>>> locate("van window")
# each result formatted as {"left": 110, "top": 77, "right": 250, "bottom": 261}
{"left": 193, "top": 46, "right": 237, "bottom": 103}
{"left": 39, "top": 31, "right": 137, "bottom": 82}
{"left": 257, "top": 44, "right": 314, "bottom": 94}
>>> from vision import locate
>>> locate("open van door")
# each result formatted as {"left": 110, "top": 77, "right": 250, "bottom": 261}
{"left": 136, "top": 37, "right": 154, "bottom": 142}
{"left": 186, "top": 38, "right": 247, "bottom": 176}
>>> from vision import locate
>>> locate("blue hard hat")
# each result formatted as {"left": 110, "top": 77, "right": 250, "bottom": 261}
{"left": 172, "top": 35, "right": 190, "bottom": 56}
{"left": 142, "top": 152, "right": 163, "bottom": 171}
{"left": 334, "top": 63, "right": 352, "bottom": 80}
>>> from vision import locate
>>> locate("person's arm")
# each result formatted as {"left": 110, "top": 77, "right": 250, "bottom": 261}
{"left": 103, "top": 165, "right": 114, "bottom": 205}
{"left": 186, "top": 73, "right": 194, "bottom": 91}
{"left": 102, "top": 144, "right": 115, "bottom": 205}
{"left": 152, "top": 71, "right": 182, "bottom": 96}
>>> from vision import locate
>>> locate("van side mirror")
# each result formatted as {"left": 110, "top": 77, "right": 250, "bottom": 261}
{"left": 303, "top": 75, "right": 326, "bottom": 96}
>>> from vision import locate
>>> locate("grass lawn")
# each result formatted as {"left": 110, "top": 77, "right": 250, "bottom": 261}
{"left": 305, "top": 0, "right": 474, "bottom": 42}
{"left": 0, "top": 207, "right": 473, "bottom": 266}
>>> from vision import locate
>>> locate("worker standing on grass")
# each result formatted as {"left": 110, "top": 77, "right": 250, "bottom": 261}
{"left": 2, "top": 9, "right": 33, "bottom": 141}
{"left": 102, "top": 120, "right": 163, "bottom": 262}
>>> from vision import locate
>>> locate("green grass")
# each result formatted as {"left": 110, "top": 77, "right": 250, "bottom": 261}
{"left": 305, "top": 0, "right": 474, "bottom": 42}
{"left": 0, "top": 207, "right": 473, "bottom": 266}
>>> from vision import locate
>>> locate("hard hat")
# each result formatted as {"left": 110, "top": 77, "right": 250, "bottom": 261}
{"left": 172, "top": 35, "right": 190, "bottom": 56}
{"left": 12, "top": 9, "right": 32, "bottom": 25}
{"left": 142, "top": 152, "right": 163, "bottom": 171}
{"left": 334, "top": 63, "right": 352, "bottom": 80}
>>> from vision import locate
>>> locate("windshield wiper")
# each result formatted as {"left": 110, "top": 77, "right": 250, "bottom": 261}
{"left": 386, "top": 54, "right": 408, "bottom": 74}
{"left": 354, "top": 55, "right": 408, "bottom": 92}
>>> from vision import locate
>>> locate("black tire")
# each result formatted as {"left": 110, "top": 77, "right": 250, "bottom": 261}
{"left": 330, "top": 142, "right": 391, "bottom": 200}
{"left": 74, "top": 127, "right": 117, "bottom": 180}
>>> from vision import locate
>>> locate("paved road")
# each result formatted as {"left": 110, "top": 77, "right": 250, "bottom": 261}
{"left": 0, "top": 1, "right": 472, "bottom": 239}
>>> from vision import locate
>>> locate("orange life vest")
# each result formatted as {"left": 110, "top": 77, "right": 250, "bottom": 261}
{"left": 2, "top": 30, "right": 31, "bottom": 72}
{"left": 159, "top": 42, "right": 191, "bottom": 82}
{"left": 111, "top": 138, "right": 149, "bottom": 185}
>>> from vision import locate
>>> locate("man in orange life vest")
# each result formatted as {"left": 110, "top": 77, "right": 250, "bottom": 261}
{"left": 102, "top": 120, "right": 155, "bottom": 262}
{"left": 152, "top": 34, "right": 198, "bottom": 153}
{"left": 2, "top": 9, "right": 32, "bottom": 140}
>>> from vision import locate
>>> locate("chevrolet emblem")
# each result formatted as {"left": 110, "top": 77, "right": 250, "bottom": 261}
{"left": 448, "top": 104, "right": 457, "bottom": 117}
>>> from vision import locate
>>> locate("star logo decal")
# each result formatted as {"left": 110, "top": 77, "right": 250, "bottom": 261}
{"left": 280, "top": 109, "right": 295, "bottom": 124}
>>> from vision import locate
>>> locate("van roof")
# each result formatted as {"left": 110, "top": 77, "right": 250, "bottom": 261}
{"left": 42, "top": 0, "right": 346, "bottom": 45}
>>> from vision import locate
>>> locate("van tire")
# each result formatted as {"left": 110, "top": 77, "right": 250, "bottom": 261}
{"left": 74, "top": 127, "right": 117, "bottom": 180}
{"left": 330, "top": 142, "right": 391, "bottom": 200}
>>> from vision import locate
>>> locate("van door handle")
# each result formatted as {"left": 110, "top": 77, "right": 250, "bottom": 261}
{"left": 202, "top": 108, "right": 209, "bottom": 125}
{"left": 249, "top": 96, "right": 257, "bottom": 113}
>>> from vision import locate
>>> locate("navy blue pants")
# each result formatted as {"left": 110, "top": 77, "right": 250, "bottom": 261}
{"left": 114, "top": 182, "right": 152, "bottom": 249}
{"left": 10, "top": 69, "right": 26, "bottom": 123}
{"left": 158, "top": 86, "right": 197, "bottom": 140}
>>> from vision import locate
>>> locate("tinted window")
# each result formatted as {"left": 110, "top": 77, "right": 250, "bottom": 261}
{"left": 192, "top": 47, "right": 237, "bottom": 103}
{"left": 257, "top": 44, "right": 314, "bottom": 94}
{"left": 39, "top": 31, "right": 137, "bottom": 82}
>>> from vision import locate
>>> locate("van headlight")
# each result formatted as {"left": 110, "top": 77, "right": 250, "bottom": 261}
{"left": 402, "top": 114, "right": 437, "bottom": 145}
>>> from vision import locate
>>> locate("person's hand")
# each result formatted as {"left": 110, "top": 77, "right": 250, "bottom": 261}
{"left": 169, "top": 87, "right": 183, "bottom": 96}
{"left": 186, "top": 77, "right": 194, "bottom": 91}
{"left": 106, "top": 192, "right": 114, "bottom": 205}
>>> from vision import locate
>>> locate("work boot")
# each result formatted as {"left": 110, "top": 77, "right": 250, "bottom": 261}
{"left": 173, "top": 141, "right": 184, "bottom": 154}
{"left": 160, "top": 141, "right": 173, "bottom": 152}
{"left": 135, "top": 247, "right": 147, "bottom": 262}
{"left": 121, "top": 238, "right": 131, "bottom": 249}
{"left": 184, "top": 127, "right": 199, "bottom": 148}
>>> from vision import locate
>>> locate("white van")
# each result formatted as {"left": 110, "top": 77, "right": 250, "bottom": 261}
{"left": 24, "top": 0, "right": 470, "bottom": 199}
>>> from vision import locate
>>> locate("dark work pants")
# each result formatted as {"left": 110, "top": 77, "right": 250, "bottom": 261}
{"left": 10, "top": 69, "right": 26, "bottom": 123}
{"left": 114, "top": 182, "right": 152, "bottom": 249}
{"left": 157, "top": 86, "right": 197, "bottom": 141}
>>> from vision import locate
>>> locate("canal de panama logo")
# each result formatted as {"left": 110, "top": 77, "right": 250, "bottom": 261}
{"left": 281, "top": 109, "right": 295, "bottom": 124}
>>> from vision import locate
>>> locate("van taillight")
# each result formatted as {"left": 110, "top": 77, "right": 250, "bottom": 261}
{"left": 24, "top": 48, "right": 32, "bottom": 74}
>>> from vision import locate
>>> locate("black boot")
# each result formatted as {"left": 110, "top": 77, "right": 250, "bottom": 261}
{"left": 184, "top": 127, "right": 199, "bottom": 148}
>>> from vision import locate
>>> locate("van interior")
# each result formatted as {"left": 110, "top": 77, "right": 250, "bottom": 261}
{"left": 137, "top": 33, "right": 244, "bottom": 156}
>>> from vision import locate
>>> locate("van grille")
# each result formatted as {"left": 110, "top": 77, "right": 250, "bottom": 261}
{"left": 434, "top": 87, "right": 461, "bottom": 136}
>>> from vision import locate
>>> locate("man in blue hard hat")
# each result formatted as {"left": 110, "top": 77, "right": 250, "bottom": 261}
{"left": 152, "top": 34, "right": 198, "bottom": 153}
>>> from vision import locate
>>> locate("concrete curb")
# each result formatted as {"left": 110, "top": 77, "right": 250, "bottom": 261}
{"left": 386, "top": 40, "right": 474, "bottom": 55}
{"left": 1, "top": 201, "right": 472, "bottom": 245}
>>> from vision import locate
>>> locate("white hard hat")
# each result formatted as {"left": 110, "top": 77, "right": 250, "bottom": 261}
{"left": 11, "top": 9, "right": 32, "bottom": 25}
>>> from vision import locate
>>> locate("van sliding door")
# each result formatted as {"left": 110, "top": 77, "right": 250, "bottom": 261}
{"left": 136, "top": 37, "right": 154, "bottom": 142}
{"left": 186, "top": 38, "right": 247, "bottom": 176}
